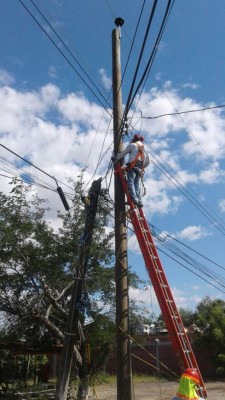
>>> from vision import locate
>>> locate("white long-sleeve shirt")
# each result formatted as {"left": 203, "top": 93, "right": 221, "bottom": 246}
{"left": 115, "top": 140, "right": 150, "bottom": 168}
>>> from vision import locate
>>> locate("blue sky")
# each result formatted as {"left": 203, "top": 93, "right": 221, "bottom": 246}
{"left": 1, "top": 0, "right": 225, "bottom": 316}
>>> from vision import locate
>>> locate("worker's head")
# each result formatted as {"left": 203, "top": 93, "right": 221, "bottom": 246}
{"left": 182, "top": 368, "right": 200, "bottom": 384}
{"left": 132, "top": 134, "right": 144, "bottom": 143}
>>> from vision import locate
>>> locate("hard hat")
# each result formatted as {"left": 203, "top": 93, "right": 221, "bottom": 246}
{"left": 183, "top": 368, "right": 200, "bottom": 384}
{"left": 132, "top": 134, "right": 144, "bottom": 142}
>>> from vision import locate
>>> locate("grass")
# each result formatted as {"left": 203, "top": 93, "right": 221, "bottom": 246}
{"left": 89, "top": 373, "right": 163, "bottom": 386}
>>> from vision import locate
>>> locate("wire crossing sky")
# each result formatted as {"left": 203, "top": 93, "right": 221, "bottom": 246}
{"left": 1, "top": 0, "right": 225, "bottom": 314}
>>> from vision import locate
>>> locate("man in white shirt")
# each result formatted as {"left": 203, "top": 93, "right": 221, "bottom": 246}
{"left": 115, "top": 134, "right": 150, "bottom": 207}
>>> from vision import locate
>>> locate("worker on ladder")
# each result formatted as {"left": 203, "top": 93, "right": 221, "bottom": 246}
{"left": 115, "top": 133, "right": 150, "bottom": 207}
{"left": 172, "top": 368, "right": 205, "bottom": 400}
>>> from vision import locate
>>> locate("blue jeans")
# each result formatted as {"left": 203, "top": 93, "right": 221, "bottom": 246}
{"left": 127, "top": 167, "right": 142, "bottom": 203}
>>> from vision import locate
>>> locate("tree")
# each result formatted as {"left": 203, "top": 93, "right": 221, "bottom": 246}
{"left": 194, "top": 296, "right": 225, "bottom": 375}
{"left": 0, "top": 176, "right": 143, "bottom": 397}
{"left": 178, "top": 307, "right": 196, "bottom": 327}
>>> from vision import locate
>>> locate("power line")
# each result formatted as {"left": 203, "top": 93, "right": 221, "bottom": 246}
{"left": 128, "top": 0, "right": 174, "bottom": 112}
{"left": 157, "top": 246, "right": 225, "bottom": 295}
{"left": 121, "top": 0, "right": 159, "bottom": 135}
{"left": 18, "top": 0, "right": 112, "bottom": 114}
{"left": 151, "top": 223, "right": 225, "bottom": 272}
{"left": 108, "top": 199, "right": 225, "bottom": 295}
{"left": 121, "top": 0, "right": 147, "bottom": 86}
{"left": 150, "top": 153, "right": 225, "bottom": 236}
{"left": 141, "top": 103, "right": 225, "bottom": 119}
{"left": 117, "top": 0, "right": 174, "bottom": 150}
{"left": 153, "top": 229, "right": 225, "bottom": 286}
{"left": 0, "top": 143, "right": 74, "bottom": 191}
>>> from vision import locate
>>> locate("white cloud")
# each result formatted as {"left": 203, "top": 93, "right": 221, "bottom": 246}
{"left": 182, "top": 82, "right": 200, "bottom": 90}
{"left": 49, "top": 66, "right": 58, "bottom": 79}
{"left": 171, "top": 287, "right": 205, "bottom": 309}
{"left": 219, "top": 199, "right": 225, "bottom": 213}
{"left": 199, "top": 161, "right": 224, "bottom": 184}
{"left": 99, "top": 68, "right": 112, "bottom": 90}
{"left": 175, "top": 225, "right": 211, "bottom": 241}
{"left": 129, "top": 285, "right": 159, "bottom": 315}
{"left": 1, "top": 76, "right": 225, "bottom": 231}
{"left": 135, "top": 86, "right": 225, "bottom": 161}
{"left": 171, "top": 287, "right": 189, "bottom": 309}
{"left": 0, "top": 69, "right": 15, "bottom": 86}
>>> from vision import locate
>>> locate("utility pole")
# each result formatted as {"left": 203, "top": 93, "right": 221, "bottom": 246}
{"left": 112, "top": 19, "right": 133, "bottom": 400}
{"left": 55, "top": 178, "right": 102, "bottom": 400}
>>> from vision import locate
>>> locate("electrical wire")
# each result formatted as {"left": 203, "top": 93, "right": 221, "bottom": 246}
{"left": 120, "top": 0, "right": 159, "bottom": 137}
{"left": 149, "top": 152, "right": 225, "bottom": 236}
{"left": 32, "top": 0, "right": 111, "bottom": 97}
{"left": 121, "top": 0, "right": 148, "bottom": 86}
{"left": 17, "top": 0, "right": 115, "bottom": 194}
{"left": 0, "top": 143, "right": 74, "bottom": 191}
{"left": 6, "top": 0, "right": 225, "bottom": 301}
{"left": 107, "top": 198, "right": 225, "bottom": 296}
{"left": 157, "top": 246, "right": 225, "bottom": 295}
{"left": 153, "top": 230, "right": 225, "bottom": 288}
{"left": 128, "top": 0, "right": 175, "bottom": 113}
{"left": 126, "top": 0, "right": 174, "bottom": 113}
{"left": 0, "top": 154, "right": 56, "bottom": 190}
{"left": 18, "top": 0, "right": 112, "bottom": 114}
{"left": 141, "top": 103, "right": 225, "bottom": 119}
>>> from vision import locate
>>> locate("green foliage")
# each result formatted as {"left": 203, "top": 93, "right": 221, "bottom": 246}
{"left": 0, "top": 175, "right": 146, "bottom": 385}
{"left": 178, "top": 307, "right": 196, "bottom": 327}
{"left": 0, "top": 176, "right": 115, "bottom": 347}
{"left": 194, "top": 296, "right": 225, "bottom": 372}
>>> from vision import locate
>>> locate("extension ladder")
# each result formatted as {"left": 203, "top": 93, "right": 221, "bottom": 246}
{"left": 115, "top": 162, "right": 207, "bottom": 398}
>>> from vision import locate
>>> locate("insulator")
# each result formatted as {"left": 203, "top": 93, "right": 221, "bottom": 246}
{"left": 57, "top": 187, "right": 70, "bottom": 211}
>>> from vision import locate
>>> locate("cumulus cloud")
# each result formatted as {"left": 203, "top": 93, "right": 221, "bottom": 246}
{"left": 182, "top": 82, "right": 200, "bottom": 90}
{"left": 219, "top": 199, "right": 225, "bottom": 213}
{"left": 48, "top": 66, "right": 58, "bottom": 79}
{"left": 175, "top": 225, "right": 211, "bottom": 241}
{"left": 0, "top": 69, "right": 15, "bottom": 86}
{"left": 171, "top": 287, "right": 203, "bottom": 309}
{"left": 135, "top": 86, "right": 225, "bottom": 161}
{"left": 99, "top": 68, "right": 112, "bottom": 90}
{"left": 1, "top": 76, "right": 225, "bottom": 227}
{"left": 129, "top": 285, "right": 159, "bottom": 314}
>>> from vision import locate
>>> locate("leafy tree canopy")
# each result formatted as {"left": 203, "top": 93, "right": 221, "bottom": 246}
{"left": 195, "top": 296, "right": 225, "bottom": 374}
{"left": 0, "top": 176, "right": 142, "bottom": 351}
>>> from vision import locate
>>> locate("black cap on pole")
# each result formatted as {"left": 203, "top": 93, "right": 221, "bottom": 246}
{"left": 114, "top": 17, "right": 124, "bottom": 27}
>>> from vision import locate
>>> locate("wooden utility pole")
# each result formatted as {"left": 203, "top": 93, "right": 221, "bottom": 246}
{"left": 112, "top": 22, "right": 133, "bottom": 400}
{"left": 55, "top": 178, "right": 102, "bottom": 400}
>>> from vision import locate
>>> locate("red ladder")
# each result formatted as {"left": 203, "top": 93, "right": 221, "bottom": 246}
{"left": 116, "top": 163, "right": 207, "bottom": 398}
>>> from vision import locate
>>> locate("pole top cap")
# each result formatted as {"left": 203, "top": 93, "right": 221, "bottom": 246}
{"left": 115, "top": 17, "right": 124, "bottom": 27}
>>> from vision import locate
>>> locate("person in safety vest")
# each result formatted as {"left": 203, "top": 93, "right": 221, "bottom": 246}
{"left": 173, "top": 368, "right": 205, "bottom": 400}
{"left": 115, "top": 134, "right": 150, "bottom": 207}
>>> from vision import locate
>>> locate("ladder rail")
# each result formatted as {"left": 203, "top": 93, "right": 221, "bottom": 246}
{"left": 130, "top": 206, "right": 194, "bottom": 365}
{"left": 115, "top": 163, "right": 207, "bottom": 398}
{"left": 137, "top": 208, "right": 194, "bottom": 356}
